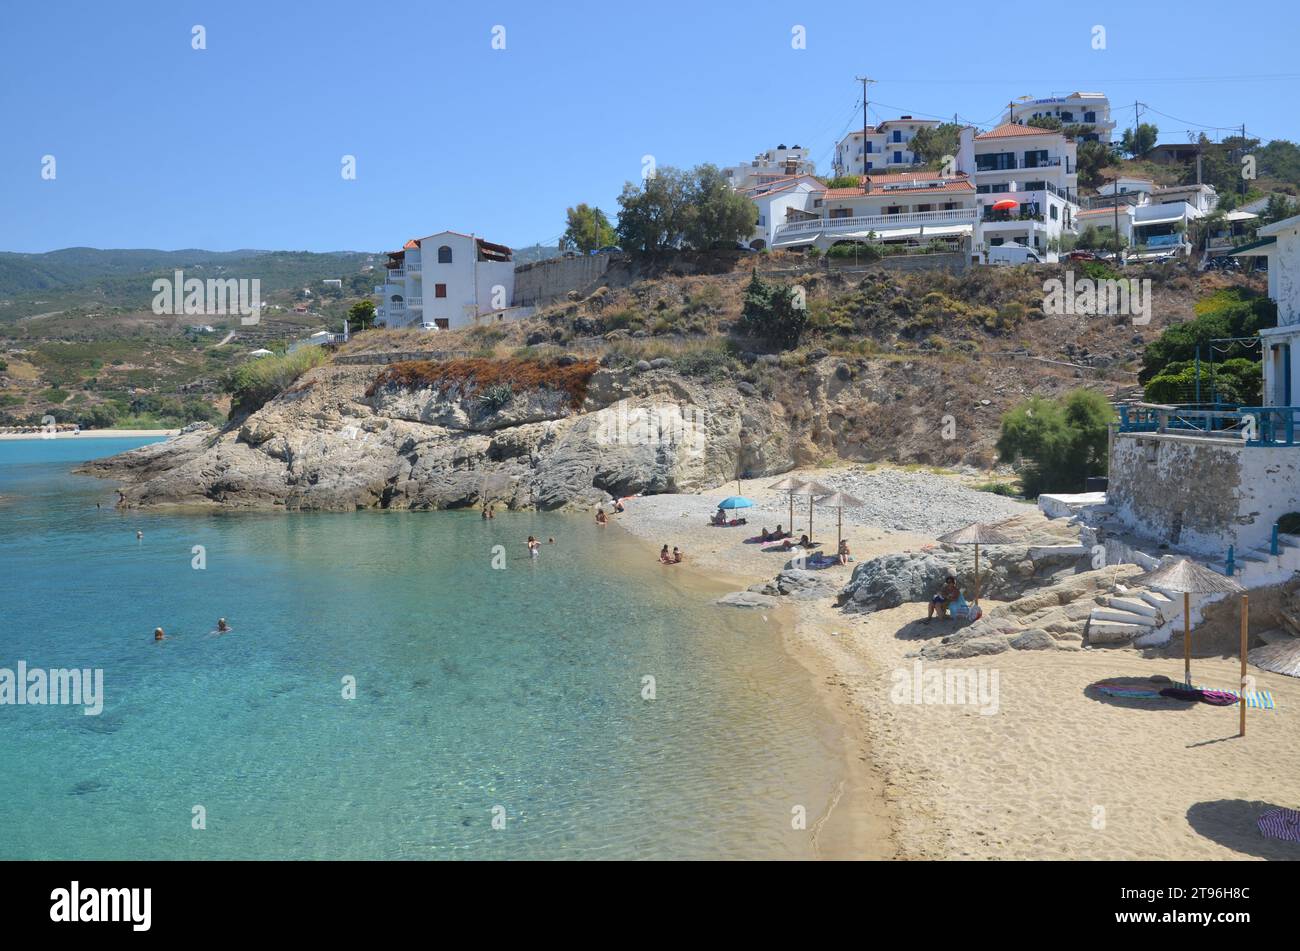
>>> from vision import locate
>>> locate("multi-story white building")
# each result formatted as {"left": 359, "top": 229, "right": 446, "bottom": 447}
{"left": 1006, "top": 92, "right": 1115, "bottom": 143}
{"left": 832, "top": 117, "right": 942, "bottom": 177}
{"left": 1079, "top": 178, "right": 1226, "bottom": 258}
{"left": 739, "top": 175, "right": 827, "bottom": 250}
{"left": 724, "top": 145, "right": 815, "bottom": 191}
{"left": 769, "top": 169, "right": 980, "bottom": 250}
{"left": 375, "top": 231, "right": 515, "bottom": 330}
{"left": 960, "top": 123, "right": 1080, "bottom": 260}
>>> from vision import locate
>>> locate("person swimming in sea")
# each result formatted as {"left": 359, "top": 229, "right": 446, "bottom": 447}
{"left": 595, "top": 508, "right": 607, "bottom": 526}
{"left": 215, "top": 618, "right": 231, "bottom": 634}
{"left": 527, "top": 536, "right": 541, "bottom": 558}
{"left": 154, "top": 627, "right": 166, "bottom": 642}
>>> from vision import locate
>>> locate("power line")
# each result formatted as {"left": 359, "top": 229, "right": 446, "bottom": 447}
{"left": 869, "top": 73, "right": 1300, "bottom": 85}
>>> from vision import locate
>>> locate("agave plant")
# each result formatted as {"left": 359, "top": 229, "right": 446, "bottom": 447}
{"left": 476, "top": 382, "right": 514, "bottom": 413}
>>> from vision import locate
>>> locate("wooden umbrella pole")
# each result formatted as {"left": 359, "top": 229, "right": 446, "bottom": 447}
{"left": 1184, "top": 592, "right": 1191, "bottom": 685}
{"left": 788, "top": 493, "right": 794, "bottom": 536}
{"left": 809, "top": 495, "right": 814, "bottom": 543}
{"left": 1240, "top": 594, "right": 1249, "bottom": 737}
{"left": 837, "top": 507, "right": 843, "bottom": 551}
{"left": 974, "top": 542, "right": 980, "bottom": 604}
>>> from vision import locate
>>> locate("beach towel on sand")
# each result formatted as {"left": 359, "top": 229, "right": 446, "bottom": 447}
{"left": 1257, "top": 807, "right": 1300, "bottom": 843}
{"left": 1159, "top": 685, "right": 1239, "bottom": 705}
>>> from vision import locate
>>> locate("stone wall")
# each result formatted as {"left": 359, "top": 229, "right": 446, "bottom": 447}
{"left": 1109, "top": 432, "right": 1300, "bottom": 556}
{"left": 513, "top": 255, "right": 613, "bottom": 307}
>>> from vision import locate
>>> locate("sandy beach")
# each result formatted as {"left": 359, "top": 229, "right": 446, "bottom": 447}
{"left": 0, "top": 428, "right": 177, "bottom": 441}
{"left": 613, "top": 465, "right": 1300, "bottom": 860}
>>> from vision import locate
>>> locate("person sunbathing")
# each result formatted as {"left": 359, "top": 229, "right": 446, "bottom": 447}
{"left": 925, "top": 577, "right": 961, "bottom": 623}
{"left": 837, "top": 539, "right": 851, "bottom": 566}
{"left": 710, "top": 509, "right": 727, "bottom": 526}
{"left": 760, "top": 527, "right": 772, "bottom": 541}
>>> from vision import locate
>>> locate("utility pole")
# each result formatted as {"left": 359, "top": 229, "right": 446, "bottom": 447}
{"left": 855, "top": 75, "right": 875, "bottom": 187}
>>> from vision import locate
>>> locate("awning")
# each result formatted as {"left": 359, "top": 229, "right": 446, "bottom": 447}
{"left": 919, "top": 224, "right": 974, "bottom": 237}
{"left": 1133, "top": 212, "right": 1186, "bottom": 228}
{"left": 1231, "top": 236, "right": 1276, "bottom": 256}
{"left": 834, "top": 227, "right": 922, "bottom": 239}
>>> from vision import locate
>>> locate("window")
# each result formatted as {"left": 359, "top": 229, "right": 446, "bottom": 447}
{"left": 1084, "top": 111, "right": 1096, "bottom": 123}
{"left": 829, "top": 208, "right": 851, "bottom": 219}
{"left": 757, "top": 214, "right": 765, "bottom": 226}
{"left": 435, "top": 284, "right": 447, "bottom": 298}
{"left": 866, "top": 161, "right": 874, "bottom": 170}
{"left": 1050, "top": 205, "right": 1059, "bottom": 220}
{"left": 892, "top": 130, "right": 902, "bottom": 142}
{"left": 893, "top": 151, "right": 902, "bottom": 164}
{"left": 434, "top": 318, "right": 449, "bottom": 330}
{"left": 437, "top": 245, "right": 453, "bottom": 263}
{"left": 976, "top": 153, "right": 1016, "bottom": 172}
{"left": 1023, "top": 150, "right": 1048, "bottom": 168}
{"left": 865, "top": 141, "right": 873, "bottom": 153}
{"left": 813, "top": 198, "right": 823, "bottom": 207}
{"left": 1022, "top": 180, "right": 1046, "bottom": 191}
{"left": 916, "top": 204, "right": 932, "bottom": 212}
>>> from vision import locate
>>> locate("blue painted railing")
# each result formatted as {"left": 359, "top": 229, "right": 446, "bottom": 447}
{"left": 1118, "top": 403, "right": 1300, "bottom": 446}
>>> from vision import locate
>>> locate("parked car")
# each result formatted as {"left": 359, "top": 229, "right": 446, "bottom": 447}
{"left": 418, "top": 322, "right": 441, "bottom": 331}
{"left": 590, "top": 246, "right": 621, "bottom": 255}
{"left": 1065, "top": 250, "right": 1098, "bottom": 262}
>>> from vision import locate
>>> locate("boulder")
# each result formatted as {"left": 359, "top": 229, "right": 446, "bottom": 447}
{"left": 717, "top": 591, "right": 779, "bottom": 609}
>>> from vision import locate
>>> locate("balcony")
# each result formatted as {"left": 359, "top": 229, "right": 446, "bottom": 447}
{"left": 773, "top": 207, "right": 978, "bottom": 243}
{"left": 406, "top": 297, "right": 423, "bottom": 309}
{"left": 388, "top": 267, "right": 406, "bottom": 279}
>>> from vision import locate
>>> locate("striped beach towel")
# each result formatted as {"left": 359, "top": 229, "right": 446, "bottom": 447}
{"left": 1257, "top": 807, "right": 1300, "bottom": 843}
{"left": 1192, "top": 685, "right": 1276, "bottom": 709}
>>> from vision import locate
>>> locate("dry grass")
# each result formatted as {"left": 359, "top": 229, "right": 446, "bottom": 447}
{"left": 366, "top": 356, "right": 600, "bottom": 407}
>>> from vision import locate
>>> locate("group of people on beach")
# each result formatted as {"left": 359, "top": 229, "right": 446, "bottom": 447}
{"left": 659, "top": 544, "right": 684, "bottom": 565}
{"left": 594, "top": 497, "right": 625, "bottom": 527}
{"left": 154, "top": 618, "right": 231, "bottom": 641}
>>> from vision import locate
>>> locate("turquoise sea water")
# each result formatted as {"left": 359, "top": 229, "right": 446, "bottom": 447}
{"left": 0, "top": 438, "right": 846, "bottom": 859}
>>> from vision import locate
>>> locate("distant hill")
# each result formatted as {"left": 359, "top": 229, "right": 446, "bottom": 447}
{"left": 0, "top": 248, "right": 382, "bottom": 321}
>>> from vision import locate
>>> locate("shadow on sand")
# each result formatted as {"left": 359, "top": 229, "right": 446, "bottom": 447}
{"left": 1082, "top": 675, "right": 1195, "bottom": 711}
{"left": 1186, "top": 799, "right": 1300, "bottom": 859}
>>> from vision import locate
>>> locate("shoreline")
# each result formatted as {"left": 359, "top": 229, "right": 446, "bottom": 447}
{"left": 0, "top": 429, "right": 177, "bottom": 442}
{"left": 609, "top": 478, "right": 916, "bottom": 860}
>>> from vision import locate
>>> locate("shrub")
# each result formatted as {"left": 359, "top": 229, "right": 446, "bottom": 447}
{"left": 367, "top": 357, "right": 599, "bottom": 408}
{"left": 996, "top": 389, "right": 1113, "bottom": 498}
{"left": 223, "top": 346, "right": 330, "bottom": 418}
{"left": 477, "top": 382, "right": 515, "bottom": 413}
{"left": 738, "top": 273, "right": 807, "bottom": 350}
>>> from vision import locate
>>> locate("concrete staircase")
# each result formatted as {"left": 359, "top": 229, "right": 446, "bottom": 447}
{"left": 1087, "top": 587, "right": 1186, "bottom": 646}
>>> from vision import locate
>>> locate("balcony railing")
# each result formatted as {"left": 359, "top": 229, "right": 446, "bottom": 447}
{"left": 388, "top": 268, "right": 406, "bottom": 279}
{"left": 1118, "top": 402, "right": 1300, "bottom": 447}
{"left": 407, "top": 297, "right": 423, "bottom": 308}
{"left": 774, "top": 207, "right": 978, "bottom": 238}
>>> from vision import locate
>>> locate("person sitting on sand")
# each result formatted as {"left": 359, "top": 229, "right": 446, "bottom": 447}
{"left": 672, "top": 547, "right": 683, "bottom": 564}
{"left": 837, "top": 539, "right": 851, "bottom": 566}
{"left": 710, "top": 508, "right": 727, "bottom": 526}
{"left": 595, "top": 508, "right": 607, "bottom": 526}
{"left": 773, "top": 524, "right": 787, "bottom": 539}
{"left": 613, "top": 498, "right": 625, "bottom": 514}
{"left": 925, "top": 577, "right": 961, "bottom": 623}
{"left": 660, "top": 545, "right": 673, "bottom": 565}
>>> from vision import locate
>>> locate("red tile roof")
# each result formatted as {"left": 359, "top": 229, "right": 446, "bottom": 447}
{"left": 976, "top": 122, "right": 1057, "bottom": 140}
{"left": 823, "top": 179, "right": 974, "bottom": 199}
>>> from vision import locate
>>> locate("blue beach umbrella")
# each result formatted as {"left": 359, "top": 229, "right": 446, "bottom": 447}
{"left": 716, "top": 496, "right": 754, "bottom": 510}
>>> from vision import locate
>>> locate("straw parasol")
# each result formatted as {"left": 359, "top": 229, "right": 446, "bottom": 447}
{"left": 1136, "top": 558, "right": 1248, "bottom": 735}
{"left": 768, "top": 476, "right": 808, "bottom": 536}
{"left": 1249, "top": 637, "right": 1300, "bottom": 678}
{"left": 936, "top": 521, "right": 1017, "bottom": 606}
{"left": 799, "top": 480, "right": 837, "bottom": 544}
{"left": 816, "top": 490, "right": 866, "bottom": 551}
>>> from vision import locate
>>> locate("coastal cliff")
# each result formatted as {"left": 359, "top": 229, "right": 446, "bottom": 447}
{"left": 79, "top": 358, "right": 794, "bottom": 511}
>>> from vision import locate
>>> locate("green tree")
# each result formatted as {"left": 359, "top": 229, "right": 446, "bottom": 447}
{"left": 1120, "top": 123, "right": 1159, "bottom": 159}
{"left": 1139, "top": 288, "right": 1276, "bottom": 384}
{"left": 685, "top": 164, "right": 758, "bottom": 249}
{"left": 560, "top": 203, "right": 617, "bottom": 253}
{"left": 348, "top": 299, "right": 377, "bottom": 331}
{"left": 615, "top": 166, "right": 694, "bottom": 252}
{"left": 1075, "top": 140, "right": 1113, "bottom": 189}
{"left": 1144, "top": 357, "right": 1261, "bottom": 405}
{"left": 996, "top": 390, "right": 1113, "bottom": 498}
{"left": 1261, "top": 193, "right": 1299, "bottom": 224}
{"left": 909, "top": 123, "right": 962, "bottom": 166}
{"left": 1027, "top": 116, "right": 1062, "bottom": 132}
{"left": 738, "top": 272, "right": 806, "bottom": 350}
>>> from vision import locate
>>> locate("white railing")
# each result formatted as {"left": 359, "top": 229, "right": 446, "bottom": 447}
{"left": 407, "top": 297, "right": 423, "bottom": 308}
{"left": 388, "top": 268, "right": 406, "bottom": 279}
{"left": 388, "top": 302, "right": 406, "bottom": 314}
{"left": 775, "top": 207, "right": 978, "bottom": 238}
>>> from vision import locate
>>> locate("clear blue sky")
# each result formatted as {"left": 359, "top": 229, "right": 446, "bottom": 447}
{"left": 2, "top": 0, "right": 1297, "bottom": 254}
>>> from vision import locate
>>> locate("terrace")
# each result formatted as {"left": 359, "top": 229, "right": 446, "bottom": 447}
{"left": 1117, "top": 402, "right": 1300, "bottom": 446}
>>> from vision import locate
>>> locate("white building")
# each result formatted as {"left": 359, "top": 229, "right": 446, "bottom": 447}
{"left": 832, "top": 117, "right": 942, "bottom": 177}
{"left": 963, "top": 123, "right": 1080, "bottom": 260}
{"left": 1236, "top": 214, "right": 1300, "bottom": 408}
{"left": 739, "top": 175, "right": 827, "bottom": 250}
{"left": 1006, "top": 92, "right": 1115, "bottom": 143}
{"left": 725, "top": 145, "right": 815, "bottom": 191}
{"left": 769, "top": 169, "right": 979, "bottom": 251}
{"left": 375, "top": 231, "right": 515, "bottom": 330}
{"left": 1079, "top": 177, "right": 1225, "bottom": 258}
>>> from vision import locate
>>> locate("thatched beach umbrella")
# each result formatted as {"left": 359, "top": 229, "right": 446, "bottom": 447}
{"left": 1249, "top": 638, "right": 1300, "bottom": 679}
{"left": 936, "top": 521, "right": 1017, "bottom": 607}
{"left": 1136, "top": 558, "right": 1248, "bottom": 735}
{"left": 816, "top": 490, "right": 866, "bottom": 551}
{"left": 799, "top": 480, "right": 837, "bottom": 544}
{"left": 768, "top": 476, "right": 808, "bottom": 536}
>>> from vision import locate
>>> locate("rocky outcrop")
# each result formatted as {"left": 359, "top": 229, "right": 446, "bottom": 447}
{"left": 79, "top": 362, "right": 796, "bottom": 512}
